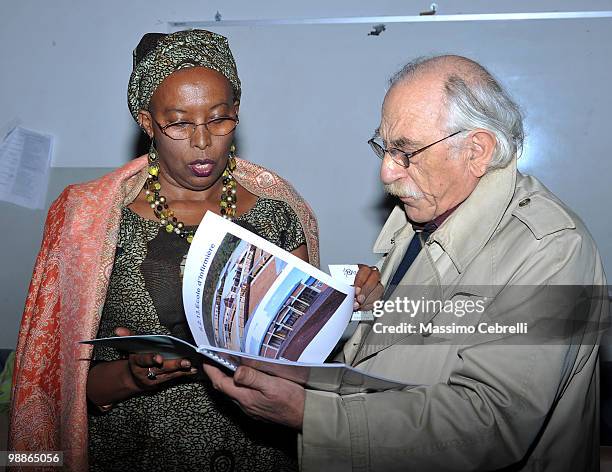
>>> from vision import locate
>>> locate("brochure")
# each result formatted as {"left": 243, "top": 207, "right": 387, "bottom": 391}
{"left": 82, "top": 212, "right": 413, "bottom": 393}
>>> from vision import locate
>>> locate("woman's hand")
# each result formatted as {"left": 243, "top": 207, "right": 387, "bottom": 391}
{"left": 86, "top": 328, "right": 198, "bottom": 408}
{"left": 115, "top": 327, "right": 198, "bottom": 392}
{"left": 353, "top": 264, "right": 384, "bottom": 312}
{"left": 124, "top": 351, "right": 197, "bottom": 391}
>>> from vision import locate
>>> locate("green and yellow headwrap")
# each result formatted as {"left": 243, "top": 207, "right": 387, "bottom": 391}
{"left": 127, "top": 29, "right": 241, "bottom": 123}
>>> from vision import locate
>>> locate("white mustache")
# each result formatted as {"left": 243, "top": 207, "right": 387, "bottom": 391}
{"left": 384, "top": 181, "right": 424, "bottom": 199}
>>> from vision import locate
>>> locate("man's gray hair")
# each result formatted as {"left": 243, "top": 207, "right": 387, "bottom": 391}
{"left": 389, "top": 56, "right": 524, "bottom": 170}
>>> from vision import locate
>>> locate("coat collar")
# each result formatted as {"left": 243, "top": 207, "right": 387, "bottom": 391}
{"left": 373, "top": 157, "right": 518, "bottom": 274}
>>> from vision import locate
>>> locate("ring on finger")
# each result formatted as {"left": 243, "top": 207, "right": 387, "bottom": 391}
{"left": 370, "top": 266, "right": 379, "bottom": 271}
{"left": 147, "top": 367, "right": 157, "bottom": 381}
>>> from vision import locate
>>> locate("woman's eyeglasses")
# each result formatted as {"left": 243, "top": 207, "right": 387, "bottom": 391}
{"left": 152, "top": 116, "right": 239, "bottom": 140}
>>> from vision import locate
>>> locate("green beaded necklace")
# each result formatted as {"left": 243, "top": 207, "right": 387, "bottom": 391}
{"left": 144, "top": 148, "right": 238, "bottom": 244}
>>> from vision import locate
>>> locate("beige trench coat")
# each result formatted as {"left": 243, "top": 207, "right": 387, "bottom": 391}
{"left": 298, "top": 159, "right": 608, "bottom": 471}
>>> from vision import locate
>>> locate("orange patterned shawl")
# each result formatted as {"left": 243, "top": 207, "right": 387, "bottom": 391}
{"left": 8, "top": 156, "right": 319, "bottom": 471}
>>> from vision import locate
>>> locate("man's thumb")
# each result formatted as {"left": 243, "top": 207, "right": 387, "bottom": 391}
{"left": 234, "top": 366, "right": 266, "bottom": 391}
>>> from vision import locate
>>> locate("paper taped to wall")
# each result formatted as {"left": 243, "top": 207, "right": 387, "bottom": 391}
{"left": 0, "top": 126, "right": 53, "bottom": 209}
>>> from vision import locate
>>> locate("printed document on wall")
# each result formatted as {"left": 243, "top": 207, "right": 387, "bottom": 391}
{"left": 0, "top": 126, "right": 53, "bottom": 209}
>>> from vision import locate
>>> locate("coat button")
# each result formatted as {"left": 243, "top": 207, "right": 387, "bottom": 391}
{"left": 519, "top": 198, "right": 531, "bottom": 207}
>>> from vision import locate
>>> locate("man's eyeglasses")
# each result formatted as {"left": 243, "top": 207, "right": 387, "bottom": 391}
{"left": 152, "top": 116, "right": 239, "bottom": 140}
{"left": 368, "top": 130, "right": 464, "bottom": 168}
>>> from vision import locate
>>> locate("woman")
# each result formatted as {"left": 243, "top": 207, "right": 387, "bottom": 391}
{"left": 9, "top": 30, "right": 319, "bottom": 471}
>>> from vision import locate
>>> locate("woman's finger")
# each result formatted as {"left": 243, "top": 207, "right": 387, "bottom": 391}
{"left": 154, "top": 368, "right": 199, "bottom": 382}
{"left": 129, "top": 356, "right": 197, "bottom": 388}
{"left": 131, "top": 352, "right": 163, "bottom": 368}
{"left": 114, "top": 326, "right": 134, "bottom": 337}
{"left": 135, "top": 365, "right": 198, "bottom": 386}
{"left": 160, "top": 357, "right": 194, "bottom": 373}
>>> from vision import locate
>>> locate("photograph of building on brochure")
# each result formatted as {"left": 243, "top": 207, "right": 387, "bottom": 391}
{"left": 212, "top": 239, "right": 286, "bottom": 351}
{"left": 202, "top": 232, "right": 347, "bottom": 360}
{"left": 255, "top": 274, "right": 346, "bottom": 361}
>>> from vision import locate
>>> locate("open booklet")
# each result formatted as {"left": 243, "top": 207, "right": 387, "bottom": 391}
{"left": 82, "top": 212, "right": 413, "bottom": 393}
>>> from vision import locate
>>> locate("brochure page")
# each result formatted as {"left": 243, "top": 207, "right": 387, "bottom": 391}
{"left": 182, "top": 212, "right": 355, "bottom": 363}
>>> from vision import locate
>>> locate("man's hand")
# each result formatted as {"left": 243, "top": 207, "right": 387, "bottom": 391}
{"left": 203, "top": 363, "right": 306, "bottom": 430}
{"left": 353, "top": 264, "right": 384, "bottom": 311}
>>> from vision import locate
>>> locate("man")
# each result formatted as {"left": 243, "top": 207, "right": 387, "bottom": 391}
{"left": 204, "top": 55, "right": 608, "bottom": 471}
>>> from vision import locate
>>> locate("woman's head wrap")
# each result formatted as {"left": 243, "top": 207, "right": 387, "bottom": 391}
{"left": 127, "top": 29, "right": 241, "bottom": 123}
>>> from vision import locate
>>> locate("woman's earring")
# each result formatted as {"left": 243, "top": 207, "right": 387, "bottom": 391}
{"left": 227, "top": 143, "right": 237, "bottom": 172}
{"left": 148, "top": 141, "right": 159, "bottom": 165}
{"left": 221, "top": 144, "right": 238, "bottom": 220}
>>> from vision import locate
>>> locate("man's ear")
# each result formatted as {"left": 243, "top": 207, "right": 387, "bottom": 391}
{"left": 138, "top": 110, "right": 154, "bottom": 139}
{"left": 466, "top": 129, "right": 496, "bottom": 178}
